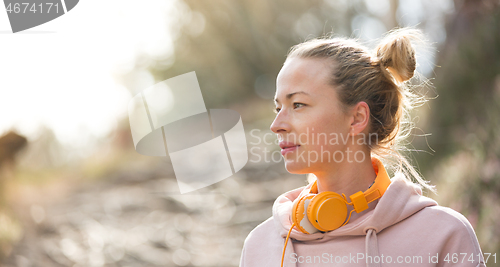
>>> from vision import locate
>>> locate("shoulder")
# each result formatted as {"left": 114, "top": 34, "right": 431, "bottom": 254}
{"left": 395, "top": 202, "right": 486, "bottom": 266}
{"left": 421, "top": 206, "right": 479, "bottom": 246}
{"left": 379, "top": 195, "right": 480, "bottom": 243}
{"left": 242, "top": 216, "right": 280, "bottom": 246}
{"left": 425, "top": 205, "right": 474, "bottom": 226}
{"left": 416, "top": 204, "right": 479, "bottom": 242}
{"left": 240, "top": 217, "right": 284, "bottom": 266}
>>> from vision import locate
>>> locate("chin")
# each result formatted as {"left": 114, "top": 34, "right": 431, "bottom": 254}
{"left": 283, "top": 158, "right": 312, "bottom": 174}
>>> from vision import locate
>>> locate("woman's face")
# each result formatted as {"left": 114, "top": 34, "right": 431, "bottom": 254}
{"left": 271, "top": 57, "right": 353, "bottom": 174}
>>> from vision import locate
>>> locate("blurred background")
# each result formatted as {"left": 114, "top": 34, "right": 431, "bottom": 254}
{"left": 0, "top": 0, "right": 499, "bottom": 266}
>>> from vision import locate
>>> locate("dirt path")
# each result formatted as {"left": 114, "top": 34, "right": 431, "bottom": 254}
{"left": 1, "top": 158, "right": 303, "bottom": 267}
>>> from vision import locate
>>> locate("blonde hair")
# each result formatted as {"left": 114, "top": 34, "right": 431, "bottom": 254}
{"left": 287, "top": 28, "right": 435, "bottom": 193}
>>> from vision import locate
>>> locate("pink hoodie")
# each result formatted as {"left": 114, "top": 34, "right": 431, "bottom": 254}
{"left": 240, "top": 162, "right": 486, "bottom": 267}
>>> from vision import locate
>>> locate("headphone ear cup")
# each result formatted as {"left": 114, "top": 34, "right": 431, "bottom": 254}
{"left": 291, "top": 195, "right": 319, "bottom": 234}
{"left": 307, "top": 192, "right": 348, "bottom": 232}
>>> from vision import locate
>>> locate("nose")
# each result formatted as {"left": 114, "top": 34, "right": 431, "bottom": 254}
{"left": 270, "top": 110, "right": 291, "bottom": 134}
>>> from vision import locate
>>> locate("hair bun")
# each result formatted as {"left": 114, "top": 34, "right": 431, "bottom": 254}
{"left": 375, "top": 28, "right": 421, "bottom": 84}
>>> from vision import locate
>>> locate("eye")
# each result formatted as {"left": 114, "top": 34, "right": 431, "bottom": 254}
{"left": 274, "top": 107, "right": 281, "bottom": 114}
{"left": 293, "top": 102, "right": 305, "bottom": 109}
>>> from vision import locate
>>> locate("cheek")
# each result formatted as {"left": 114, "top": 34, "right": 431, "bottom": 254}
{"left": 305, "top": 118, "right": 350, "bottom": 147}
{"left": 310, "top": 116, "right": 339, "bottom": 135}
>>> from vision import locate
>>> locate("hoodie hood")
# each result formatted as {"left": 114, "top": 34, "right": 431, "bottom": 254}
{"left": 272, "top": 159, "right": 438, "bottom": 242}
{"left": 241, "top": 158, "right": 485, "bottom": 267}
{"left": 272, "top": 159, "right": 438, "bottom": 267}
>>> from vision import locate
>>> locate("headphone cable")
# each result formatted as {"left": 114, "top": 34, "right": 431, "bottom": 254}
{"left": 281, "top": 222, "right": 296, "bottom": 267}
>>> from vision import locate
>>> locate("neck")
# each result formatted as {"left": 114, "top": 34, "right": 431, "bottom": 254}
{"left": 313, "top": 152, "right": 377, "bottom": 197}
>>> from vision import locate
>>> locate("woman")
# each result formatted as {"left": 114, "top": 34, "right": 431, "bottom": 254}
{"left": 240, "top": 28, "right": 486, "bottom": 267}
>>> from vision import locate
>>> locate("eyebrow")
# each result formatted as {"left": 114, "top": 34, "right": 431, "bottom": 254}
{"left": 274, "top": 91, "right": 310, "bottom": 104}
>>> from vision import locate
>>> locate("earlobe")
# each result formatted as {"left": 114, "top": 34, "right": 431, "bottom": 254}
{"left": 350, "top": 126, "right": 355, "bottom": 137}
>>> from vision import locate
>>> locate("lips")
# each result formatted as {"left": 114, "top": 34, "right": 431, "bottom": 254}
{"left": 279, "top": 141, "right": 300, "bottom": 156}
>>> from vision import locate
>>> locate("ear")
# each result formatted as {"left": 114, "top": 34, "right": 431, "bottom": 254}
{"left": 349, "top": 101, "right": 370, "bottom": 136}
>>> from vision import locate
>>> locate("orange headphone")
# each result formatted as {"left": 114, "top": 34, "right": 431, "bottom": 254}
{"left": 291, "top": 157, "right": 391, "bottom": 234}
{"left": 280, "top": 158, "right": 391, "bottom": 267}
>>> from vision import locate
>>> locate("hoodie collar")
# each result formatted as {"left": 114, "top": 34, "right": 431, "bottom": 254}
{"left": 272, "top": 158, "right": 437, "bottom": 242}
